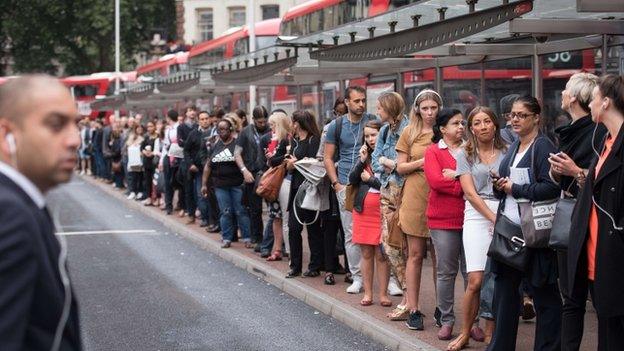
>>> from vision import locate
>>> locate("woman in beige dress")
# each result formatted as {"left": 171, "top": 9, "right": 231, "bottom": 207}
{"left": 396, "top": 89, "right": 442, "bottom": 331}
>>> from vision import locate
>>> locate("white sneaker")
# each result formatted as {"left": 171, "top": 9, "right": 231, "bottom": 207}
{"left": 79, "top": 170, "right": 85, "bottom": 175}
{"left": 127, "top": 192, "right": 136, "bottom": 200}
{"left": 388, "top": 277, "right": 403, "bottom": 296}
{"left": 346, "top": 279, "right": 363, "bottom": 294}
{"left": 136, "top": 192, "right": 144, "bottom": 200}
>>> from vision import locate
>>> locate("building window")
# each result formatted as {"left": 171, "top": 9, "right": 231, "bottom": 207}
{"left": 197, "top": 8, "right": 213, "bottom": 42}
{"left": 229, "top": 7, "right": 246, "bottom": 28}
{"left": 261, "top": 5, "right": 279, "bottom": 20}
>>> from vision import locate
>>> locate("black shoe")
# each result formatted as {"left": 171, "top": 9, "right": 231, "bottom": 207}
{"left": 406, "top": 310, "right": 425, "bottom": 330}
{"left": 335, "top": 264, "right": 347, "bottom": 275}
{"left": 253, "top": 244, "right": 262, "bottom": 253}
{"left": 324, "top": 273, "right": 335, "bottom": 285}
{"left": 285, "top": 270, "right": 301, "bottom": 278}
{"left": 206, "top": 224, "right": 220, "bottom": 233}
{"left": 302, "top": 270, "right": 320, "bottom": 278}
{"left": 434, "top": 307, "right": 442, "bottom": 328}
{"left": 199, "top": 220, "right": 209, "bottom": 228}
{"left": 344, "top": 272, "right": 353, "bottom": 284}
{"left": 165, "top": 209, "right": 172, "bottom": 215}
{"left": 260, "top": 251, "right": 270, "bottom": 258}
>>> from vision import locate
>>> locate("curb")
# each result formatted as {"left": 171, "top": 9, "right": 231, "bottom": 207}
{"left": 80, "top": 175, "right": 440, "bottom": 351}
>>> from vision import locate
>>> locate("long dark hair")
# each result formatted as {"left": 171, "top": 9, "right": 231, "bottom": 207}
{"left": 432, "top": 108, "right": 462, "bottom": 143}
{"left": 362, "top": 120, "right": 382, "bottom": 158}
{"left": 514, "top": 95, "right": 557, "bottom": 143}
{"left": 292, "top": 110, "right": 320, "bottom": 139}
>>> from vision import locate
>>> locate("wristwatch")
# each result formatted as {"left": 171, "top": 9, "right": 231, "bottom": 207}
{"left": 331, "top": 180, "right": 339, "bottom": 189}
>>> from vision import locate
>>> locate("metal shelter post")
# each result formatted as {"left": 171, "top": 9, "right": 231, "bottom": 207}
{"left": 315, "top": 81, "right": 323, "bottom": 128}
{"left": 480, "top": 61, "right": 486, "bottom": 106}
{"left": 396, "top": 72, "right": 404, "bottom": 96}
{"left": 532, "top": 45, "right": 543, "bottom": 102}
{"left": 296, "top": 85, "right": 302, "bottom": 110}
{"left": 602, "top": 34, "right": 609, "bottom": 74}
{"left": 339, "top": 80, "right": 346, "bottom": 99}
{"left": 435, "top": 66, "right": 443, "bottom": 94}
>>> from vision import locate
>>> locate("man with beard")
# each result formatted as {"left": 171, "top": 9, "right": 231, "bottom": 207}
{"left": 323, "top": 86, "right": 377, "bottom": 294}
{"left": 235, "top": 105, "right": 270, "bottom": 249}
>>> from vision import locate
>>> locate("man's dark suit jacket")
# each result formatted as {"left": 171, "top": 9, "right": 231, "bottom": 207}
{"left": 0, "top": 173, "right": 81, "bottom": 350}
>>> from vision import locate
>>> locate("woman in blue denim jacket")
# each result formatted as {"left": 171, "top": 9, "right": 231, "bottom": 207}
{"left": 370, "top": 92, "right": 411, "bottom": 319}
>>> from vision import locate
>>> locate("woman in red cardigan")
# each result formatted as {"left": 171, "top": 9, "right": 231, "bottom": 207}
{"left": 424, "top": 108, "right": 468, "bottom": 341}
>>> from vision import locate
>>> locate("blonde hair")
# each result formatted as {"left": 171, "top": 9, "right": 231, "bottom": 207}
{"left": 378, "top": 92, "right": 406, "bottom": 131}
{"left": 269, "top": 111, "right": 291, "bottom": 141}
{"left": 407, "top": 89, "right": 443, "bottom": 145}
{"left": 224, "top": 112, "right": 241, "bottom": 132}
{"left": 566, "top": 72, "right": 599, "bottom": 112}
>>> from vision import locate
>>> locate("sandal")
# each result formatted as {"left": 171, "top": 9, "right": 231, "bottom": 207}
{"left": 387, "top": 305, "right": 410, "bottom": 321}
{"left": 266, "top": 250, "right": 283, "bottom": 261}
{"left": 447, "top": 333, "right": 469, "bottom": 351}
{"left": 302, "top": 270, "right": 320, "bottom": 278}
{"left": 360, "top": 299, "right": 373, "bottom": 306}
{"left": 324, "top": 273, "right": 335, "bottom": 285}
{"left": 380, "top": 299, "right": 393, "bottom": 307}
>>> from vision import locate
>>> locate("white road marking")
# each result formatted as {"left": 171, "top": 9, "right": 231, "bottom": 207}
{"left": 56, "top": 229, "right": 159, "bottom": 236}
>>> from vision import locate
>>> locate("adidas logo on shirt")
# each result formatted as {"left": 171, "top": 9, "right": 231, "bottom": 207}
{"left": 212, "top": 148, "right": 235, "bottom": 163}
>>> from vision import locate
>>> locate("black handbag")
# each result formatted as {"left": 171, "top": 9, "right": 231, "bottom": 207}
{"left": 488, "top": 202, "right": 530, "bottom": 271}
{"left": 548, "top": 195, "right": 576, "bottom": 250}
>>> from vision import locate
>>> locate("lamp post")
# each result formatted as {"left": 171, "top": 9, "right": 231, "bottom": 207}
{"left": 114, "top": 0, "right": 121, "bottom": 120}
{"left": 248, "top": 0, "right": 256, "bottom": 118}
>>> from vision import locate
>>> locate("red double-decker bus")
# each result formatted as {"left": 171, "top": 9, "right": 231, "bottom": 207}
{"left": 62, "top": 72, "right": 137, "bottom": 119}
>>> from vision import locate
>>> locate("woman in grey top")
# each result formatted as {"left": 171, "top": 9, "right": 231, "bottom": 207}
{"left": 448, "top": 107, "right": 507, "bottom": 350}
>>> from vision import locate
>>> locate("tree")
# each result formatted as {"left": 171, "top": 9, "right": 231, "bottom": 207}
{"left": 0, "top": 0, "right": 176, "bottom": 76}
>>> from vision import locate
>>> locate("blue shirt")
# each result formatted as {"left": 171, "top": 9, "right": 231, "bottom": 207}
{"left": 371, "top": 116, "right": 409, "bottom": 188}
{"left": 325, "top": 113, "right": 376, "bottom": 184}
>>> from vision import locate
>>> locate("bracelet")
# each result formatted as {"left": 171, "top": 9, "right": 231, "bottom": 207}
{"left": 331, "top": 181, "right": 338, "bottom": 189}
{"left": 240, "top": 166, "right": 247, "bottom": 173}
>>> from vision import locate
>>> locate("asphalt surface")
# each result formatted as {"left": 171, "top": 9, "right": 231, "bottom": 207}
{"left": 48, "top": 179, "right": 388, "bottom": 351}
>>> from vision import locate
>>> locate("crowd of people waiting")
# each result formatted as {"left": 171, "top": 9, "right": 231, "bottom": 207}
{"left": 77, "top": 73, "right": 624, "bottom": 351}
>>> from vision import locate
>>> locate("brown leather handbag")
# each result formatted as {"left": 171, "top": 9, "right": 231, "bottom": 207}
{"left": 111, "top": 161, "right": 122, "bottom": 173}
{"left": 256, "top": 164, "right": 286, "bottom": 202}
{"left": 344, "top": 183, "right": 358, "bottom": 211}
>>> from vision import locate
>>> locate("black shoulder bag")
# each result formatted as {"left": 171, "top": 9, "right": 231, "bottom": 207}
{"left": 487, "top": 144, "right": 529, "bottom": 271}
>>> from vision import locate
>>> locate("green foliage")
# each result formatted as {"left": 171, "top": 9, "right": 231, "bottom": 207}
{"left": 0, "top": 0, "right": 176, "bottom": 76}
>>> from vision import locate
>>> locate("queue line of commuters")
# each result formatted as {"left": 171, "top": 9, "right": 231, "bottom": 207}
{"left": 78, "top": 73, "right": 624, "bottom": 351}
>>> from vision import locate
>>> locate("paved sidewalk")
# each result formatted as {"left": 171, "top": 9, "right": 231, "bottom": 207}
{"left": 81, "top": 175, "right": 598, "bottom": 351}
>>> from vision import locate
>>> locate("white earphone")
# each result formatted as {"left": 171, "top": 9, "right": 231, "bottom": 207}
{"left": 6, "top": 132, "right": 15, "bottom": 155}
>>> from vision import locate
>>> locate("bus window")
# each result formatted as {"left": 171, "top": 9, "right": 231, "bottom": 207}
{"left": 72, "top": 85, "right": 99, "bottom": 98}
{"left": 234, "top": 38, "right": 249, "bottom": 56}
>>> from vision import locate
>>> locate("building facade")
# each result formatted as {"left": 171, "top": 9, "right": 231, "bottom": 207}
{"left": 177, "top": 0, "right": 306, "bottom": 45}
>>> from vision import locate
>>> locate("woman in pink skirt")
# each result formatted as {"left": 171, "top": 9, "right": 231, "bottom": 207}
{"left": 349, "top": 120, "right": 391, "bottom": 307}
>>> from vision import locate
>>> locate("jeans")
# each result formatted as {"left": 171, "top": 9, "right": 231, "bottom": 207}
{"left": 430, "top": 229, "right": 467, "bottom": 326}
{"left": 129, "top": 171, "right": 143, "bottom": 194}
{"left": 93, "top": 149, "right": 106, "bottom": 178}
{"left": 215, "top": 185, "right": 251, "bottom": 243}
{"left": 193, "top": 172, "right": 210, "bottom": 221}
{"left": 243, "top": 181, "right": 264, "bottom": 244}
{"left": 336, "top": 187, "right": 361, "bottom": 279}
{"left": 261, "top": 216, "right": 274, "bottom": 253}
